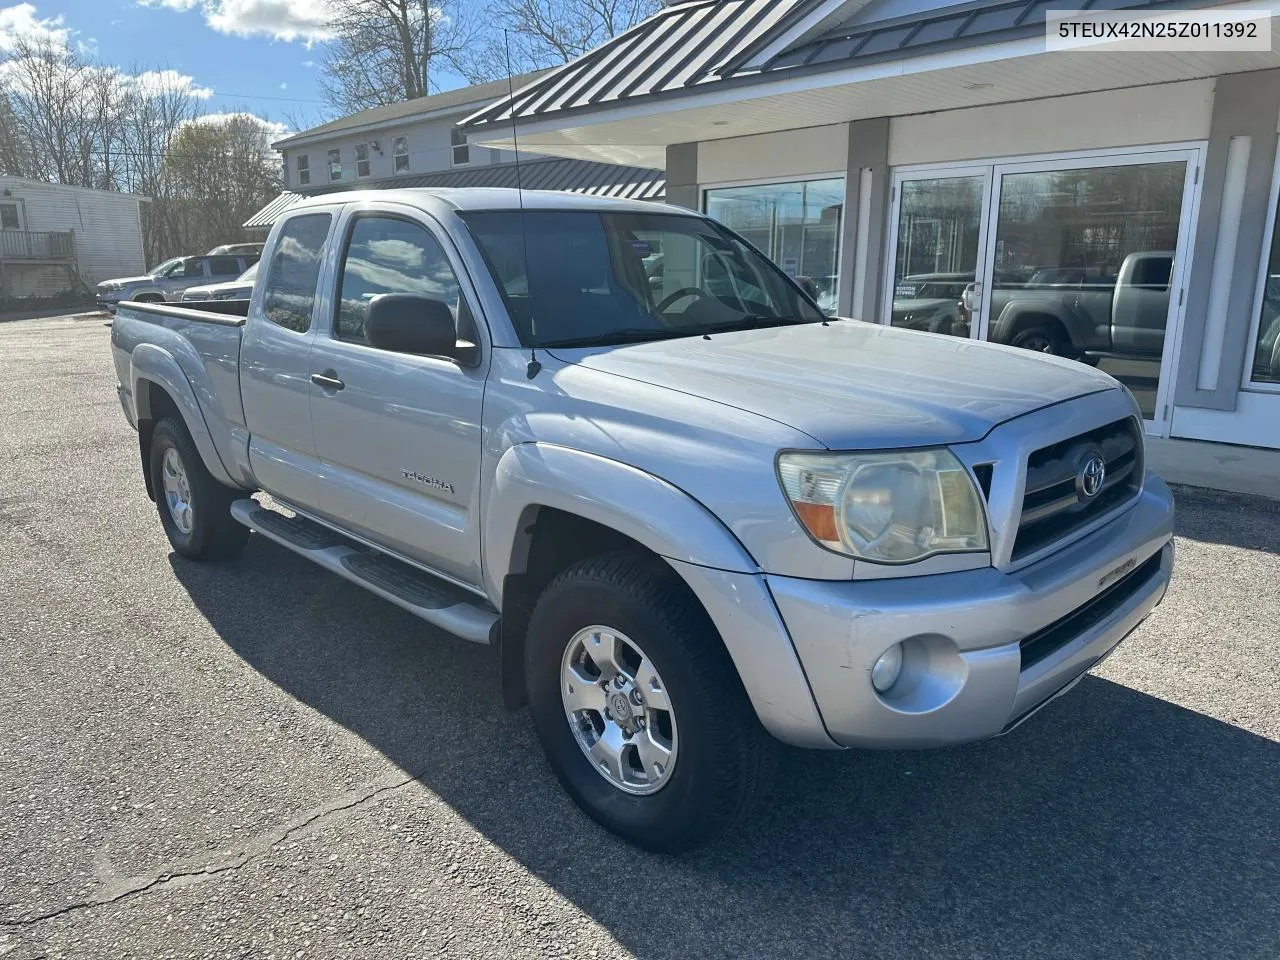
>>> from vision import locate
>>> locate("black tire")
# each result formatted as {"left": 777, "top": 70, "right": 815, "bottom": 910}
{"left": 1010, "top": 323, "right": 1069, "bottom": 355}
{"left": 149, "top": 416, "right": 249, "bottom": 561}
{"left": 524, "top": 550, "right": 778, "bottom": 853}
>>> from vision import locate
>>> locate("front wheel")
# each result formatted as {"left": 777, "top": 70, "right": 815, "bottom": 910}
{"left": 525, "top": 551, "right": 777, "bottom": 852}
{"left": 148, "top": 417, "right": 249, "bottom": 560}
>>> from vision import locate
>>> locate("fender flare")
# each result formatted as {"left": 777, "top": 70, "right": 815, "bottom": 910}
{"left": 131, "top": 342, "right": 237, "bottom": 488}
{"left": 483, "top": 442, "right": 758, "bottom": 601}
{"left": 991, "top": 300, "right": 1075, "bottom": 346}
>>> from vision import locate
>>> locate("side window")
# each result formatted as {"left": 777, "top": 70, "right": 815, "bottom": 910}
{"left": 335, "top": 216, "right": 462, "bottom": 345}
{"left": 209, "top": 256, "right": 240, "bottom": 276}
{"left": 328, "top": 148, "right": 341, "bottom": 182}
{"left": 183, "top": 259, "right": 205, "bottom": 278}
{"left": 262, "top": 213, "right": 332, "bottom": 333}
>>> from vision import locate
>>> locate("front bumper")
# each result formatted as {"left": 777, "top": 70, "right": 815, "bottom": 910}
{"left": 766, "top": 474, "right": 1175, "bottom": 749}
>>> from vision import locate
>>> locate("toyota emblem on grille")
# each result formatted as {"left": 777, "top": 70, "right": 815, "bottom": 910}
{"left": 1077, "top": 450, "right": 1107, "bottom": 500}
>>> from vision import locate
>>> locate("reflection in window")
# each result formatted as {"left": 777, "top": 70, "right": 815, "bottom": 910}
{"left": 335, "top": 217, "right": 461, "bottom": 344}
{"left": 989, "top": 162, "right": 1185, "bottom": 420}
{"left": 704, "top": 178, "right": 844, "bottom": 315}
{"left": 1253, "top": 200, "right": 1280, "bottom": 384}
{"left": 355, "top": 143, "right": 371, "bottom": 178}
{"left": 296, "top": 154, "right": 310, "bottom": 187}
{"left": 891, "top": 176, "right": 984, "bottom": 337}
{"left": 328, "top": 148, "right": 341, "bottom": 182}
{"left": 263, "top": 213, "right": 331, "bottom": 333}
{"left": 393, "top": 136, "right": 409, "bottom": 173}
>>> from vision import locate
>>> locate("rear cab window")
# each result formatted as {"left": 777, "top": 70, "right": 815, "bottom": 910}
{"left": 262, "top": 213, "right": 333, "bottom": 333}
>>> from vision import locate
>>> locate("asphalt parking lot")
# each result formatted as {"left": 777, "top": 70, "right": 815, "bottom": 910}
{"left": 1, "top": 314, "right": 1278, "bottom": 959}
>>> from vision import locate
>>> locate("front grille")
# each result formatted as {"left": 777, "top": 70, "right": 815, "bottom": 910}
{"left": 1011, "top": 417, "right": 1142, "bottom": 562}
{"left": 1019, "top": 551, "right": 1162, "bottom": 669}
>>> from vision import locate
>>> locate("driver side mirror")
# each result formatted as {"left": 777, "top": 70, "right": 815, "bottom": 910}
{"left": 365, "top": 294, "right": 479, "bottom": 365}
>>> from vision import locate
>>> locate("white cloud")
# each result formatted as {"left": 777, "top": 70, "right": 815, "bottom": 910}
{"left": 0, "top": 2, "right": 70, "bottom": 51}
{"left": 203, "top": 0, "right": 333, "bottom": 42}
{"left": 300, "top": 59, "right": 314, "bottom": 68}
{"left": 75, "top": 35, "right": 97, "bottom": 56}
{"left": 191, "top": 111, "right": 290, "bottom": 138}
{"left": 137, "top": 0, "right": 200, "bottom": 9}
{"left": 127, "top": 68, "right": 215, "bottom": 99}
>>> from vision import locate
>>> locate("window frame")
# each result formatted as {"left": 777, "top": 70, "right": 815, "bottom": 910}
{"left": 393, "top": 136, "right": 410, "bottom": 173}
{"left": 0, "top": 202, "right": 21, "bottom": 230}
{"left": 450, "top": 128, "right": 469, "bottom": 166}
{"left": 329, "top": 209, "right": 478, "bottom": 355}
{"left": 355, "top": 142, "right": 371, "bottom": 179}
{"left": 327, "top": 148, "right": 342, "bottom": 182}
{"left": 296, "top": 153, "right": 310, "bottom": 187}
{"left": 260, "top": 211, "right": 334, "bottom": 335}
{"left": 1244, "top": 134, "right": 1280, "bottom": 392}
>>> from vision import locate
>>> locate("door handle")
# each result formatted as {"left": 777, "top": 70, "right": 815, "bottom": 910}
{"left": 310, "top": 370, "right": 345, "bottom": 391}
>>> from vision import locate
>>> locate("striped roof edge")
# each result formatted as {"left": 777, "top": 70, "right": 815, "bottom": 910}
{"left": 242, "top": 157, "right": 665, "bottom": 229}
{"left": 461, "top": 0, "right": 823, "bottom": 128}
{"left": 462, "top": 0, "right": 1229, "bottom": 127}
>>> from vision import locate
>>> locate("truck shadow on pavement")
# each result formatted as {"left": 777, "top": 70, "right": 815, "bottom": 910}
{"left": 170, "top": 542, "right": 1280, "bottom": 960}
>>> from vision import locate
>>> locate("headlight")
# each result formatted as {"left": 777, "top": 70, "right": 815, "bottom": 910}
{"left": 777, "top": 448, "right": 989, "bottom": 564}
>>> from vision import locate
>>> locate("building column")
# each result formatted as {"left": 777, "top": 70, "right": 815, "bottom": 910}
{"left": 838, "top": 118, "right": 890, "bottom": 321}
{"left": 1175, "top": 68, "right": 1280, "bottom": 411}
{"left": 664, "top": 142, "right": 698, "bottom": 211}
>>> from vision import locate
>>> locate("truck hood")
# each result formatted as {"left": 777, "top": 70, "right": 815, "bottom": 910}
{"left": 102, "top": 275, "right": 155, "bottom": 288}
{"left": 549, "top": 320, "right": 1117, "bottom": 449}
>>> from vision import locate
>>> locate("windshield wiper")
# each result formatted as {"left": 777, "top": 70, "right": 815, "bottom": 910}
{"left": 697, "top": 315, "right": 811, "bottom": 335}
{"left": 542, "top": 328, "right": 692, "bottom": 348}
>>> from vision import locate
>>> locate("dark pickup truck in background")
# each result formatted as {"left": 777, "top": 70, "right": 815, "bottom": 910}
{"left": 961, "top": 251, "right": 1174, "bottom": 361}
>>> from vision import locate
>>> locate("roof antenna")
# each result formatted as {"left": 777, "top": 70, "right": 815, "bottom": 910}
{"left": 504, "top": 30, "right": 540, "bottom": 380}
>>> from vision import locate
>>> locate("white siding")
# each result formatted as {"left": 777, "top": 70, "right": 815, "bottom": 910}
{"left": 887, "top": 80, "right": 1214, "bottom": 167}
{"left": 698, "top": 123, "right": 849, "bottom": 186}
{"left": 0, "top": 177, "right": 145, "bottom": 287}
{"left": 283, "top": 113, "right": 517, "bottom": 191}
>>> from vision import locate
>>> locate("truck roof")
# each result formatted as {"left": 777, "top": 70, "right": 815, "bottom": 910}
{"left": 285, "top": 187, "right": 686, "bottom": 217}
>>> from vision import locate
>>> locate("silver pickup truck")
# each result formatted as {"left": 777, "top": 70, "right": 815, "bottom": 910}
{"left": 110, "top": 189, "right": 1175, "bottom": 852}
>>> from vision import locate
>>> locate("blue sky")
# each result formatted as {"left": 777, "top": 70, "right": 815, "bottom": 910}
{"left": 0, "top": 0, "right": 470, "bottom": 133}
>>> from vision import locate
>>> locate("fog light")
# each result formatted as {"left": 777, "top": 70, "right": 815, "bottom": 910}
{"left": 871, "top": 643, "right": 904, "bottom": 693}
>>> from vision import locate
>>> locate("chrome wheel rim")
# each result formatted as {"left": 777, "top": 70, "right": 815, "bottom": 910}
{"left": 560, "top": 625, "right": 678, "bottom": 796}
{"left": 161, "top": 447, "right": 194, "bottom": 535}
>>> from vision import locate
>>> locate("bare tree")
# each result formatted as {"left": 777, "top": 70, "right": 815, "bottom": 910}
{"left": 158, "top": 113, "right": 282, "bottom": 259}
{"left": 487, "top": 0, "right": 661, "bottom": 72}
{"left": 319, "top": 0, "right": 484, "bottom": 113}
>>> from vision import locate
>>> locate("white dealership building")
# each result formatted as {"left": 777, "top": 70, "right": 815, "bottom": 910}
{"left": 464, "top": 0, "right": 1280, "bottom": 452}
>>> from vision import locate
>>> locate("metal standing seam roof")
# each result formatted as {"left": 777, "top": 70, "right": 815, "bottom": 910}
{"left": 463, "top": 0, "right": 823, "bottom": 127}
{"left": 241, "top": 157, "right": 665, "bottom": 229}
{"left": 768, "top": 0, "right": 1216, "bottom": 70}
{"left": 463, "top": 0, "right": 1237, "bottom": 127}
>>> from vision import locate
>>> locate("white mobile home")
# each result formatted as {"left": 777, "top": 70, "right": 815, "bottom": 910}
{"left": 0, "top": 177, "right": 146, "bottom": 304}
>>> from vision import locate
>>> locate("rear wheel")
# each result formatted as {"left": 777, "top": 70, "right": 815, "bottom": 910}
{"left": 1010, "top": 322, "right": 1069, "bottom": 355}
{"left": 525, "top": 551, "right": 777, "bottom": 852}
{"left": 149, "top": 417, "right": 249, "bottom": 560}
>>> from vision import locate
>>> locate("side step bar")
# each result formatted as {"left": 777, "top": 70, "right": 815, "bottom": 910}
{"left": 230, "top": 499, "right": 497, "bottom": 644}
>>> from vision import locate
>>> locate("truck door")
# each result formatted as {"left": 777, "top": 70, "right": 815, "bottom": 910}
{"left": 240, "top": 211, "right": 334, "bottom": 509}
{"left": 1111, "top": 254, "right": 1172, "bottom": 358}
{"left": 305, "top": 208, "right": 488, "bottom": 587}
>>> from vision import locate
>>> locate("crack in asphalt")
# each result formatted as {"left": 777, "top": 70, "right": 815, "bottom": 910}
{"left": 1, "top": 772, "right": 422, "bottom": 930}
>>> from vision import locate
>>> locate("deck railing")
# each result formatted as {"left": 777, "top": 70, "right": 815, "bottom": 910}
{"left": 0, "top": 230, "right": 76, "bottom": 260}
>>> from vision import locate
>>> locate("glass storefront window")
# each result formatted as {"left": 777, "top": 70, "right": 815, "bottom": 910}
{"left": 705, "top": 179, "right": 844, "bottom": 315}
{"left": 988, "top": 161, "right": 1186, "bottom": 420}
{"left": 890, "top": 176, "right": 985, "bottom": 338}
{"left": 1252, "top": 200, "right": 1280, "bottom": 384}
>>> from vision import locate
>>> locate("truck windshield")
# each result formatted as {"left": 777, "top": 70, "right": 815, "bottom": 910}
{"left": 461, "top": 210, "right": 826, "bottom": 347}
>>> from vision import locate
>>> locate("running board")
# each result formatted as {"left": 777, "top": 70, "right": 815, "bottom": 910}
{"left": 230, "top": 499, "right": 496, "bottom": 645}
